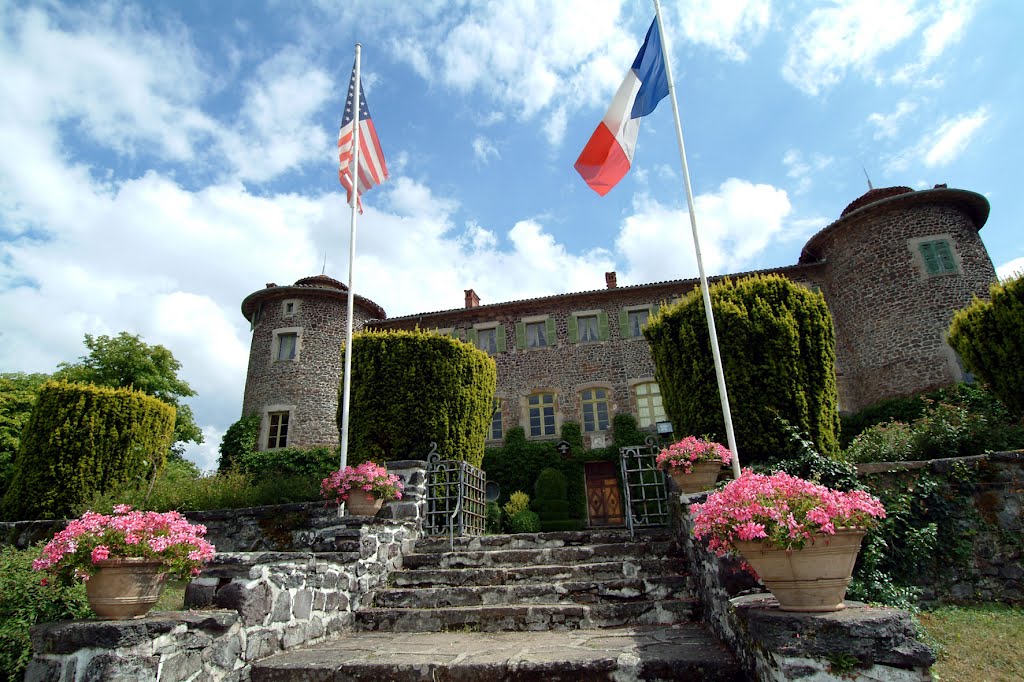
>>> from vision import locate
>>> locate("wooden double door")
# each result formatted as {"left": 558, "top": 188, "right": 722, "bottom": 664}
{"left": 584, "top": 461, "right": 624, "bottom": 527}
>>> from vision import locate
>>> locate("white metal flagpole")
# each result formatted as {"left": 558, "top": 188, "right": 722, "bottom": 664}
{"left": 652, "top": 0, "right": 742, "bottom": 479}
{"left": 339, "top": 43, "right": 362, "bottom": 482}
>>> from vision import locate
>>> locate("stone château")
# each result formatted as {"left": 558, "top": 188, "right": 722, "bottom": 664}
{"left": 239, "top": 184, "right": 995, "bottom": 452}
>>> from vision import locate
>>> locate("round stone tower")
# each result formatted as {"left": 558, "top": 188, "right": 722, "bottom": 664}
{"left": 800, "top": 185, "right": 995, "bottom": 412}
{"left": 240, "top": 275, "right": 386, "bottom": 450}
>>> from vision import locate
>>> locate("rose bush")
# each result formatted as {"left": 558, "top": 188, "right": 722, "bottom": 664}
{"left": 32, "top": 505, "right": 216, "bottom": 584}
{"left": 655, "top": 436, "right": 732, "bottom": 475}
{"left": 690, "top": 469, "right": 886, "bottom": 559}
{"left": 321, "top": 461, "right": 404, "bottom": 504}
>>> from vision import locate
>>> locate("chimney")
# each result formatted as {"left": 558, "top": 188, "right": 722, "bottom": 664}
{"left": 265, "top": 282, "right": 277, "bottom": 288}
{"left": 464, "top": 288, "right": 480, "bottom": 308}
{"left": 605, "top": 271, "right": 617, "bottom": 289}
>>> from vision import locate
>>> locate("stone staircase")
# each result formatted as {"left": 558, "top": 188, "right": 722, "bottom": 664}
{"left": 252, "top": 528, "right": 743, "bottom": 681}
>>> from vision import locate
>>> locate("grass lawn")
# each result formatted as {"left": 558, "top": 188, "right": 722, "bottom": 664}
{"left": 918, "top": 603, "right": 1024, "bottom": 682}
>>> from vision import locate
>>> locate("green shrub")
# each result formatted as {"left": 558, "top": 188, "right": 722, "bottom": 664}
{"left": 1, "top": 381, "right": 176, "bottom": 521}
{"left": 485, "top": 501, "right": 503, "bottom": 533}
{"left": 644, "top": 274, "right": 840, "bottom": 465}
{"left": 506, "top": 509, "right": 541, "bottom": 533}
{"left": 532, "top": 467, "right": 570, "bottom": 531}
{"left": 503, "top": 491, "right": 530, "bottom": 517}
{"left": 949, "top": 273, "right": 1024, "bottom": 418}
{"left": 0, "top": 544, "right": 91, "bottom": 679}
{"left": 757, "top": 419, "right": 861, "bottom": 491}
{"left": 218, "top": 413, "right": 260, "bottom": 471}
{"left": 844, "top": 421, "right": 917, "bottom": 464}
{"left": 340, "top": 329, "right": 497, "bottom": 468}
{"left": 235, "top": 445, "right": 338, "bottom": 482}
{"left": 0, "top": 373, "right": 49, "bottom": 500}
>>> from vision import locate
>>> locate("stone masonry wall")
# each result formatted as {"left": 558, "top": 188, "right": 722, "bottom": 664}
{"left": 811, "top": 194, "right": 995, "bottom": 412}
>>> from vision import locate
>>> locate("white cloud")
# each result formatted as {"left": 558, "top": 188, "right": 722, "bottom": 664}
{"left": 923, "top": 106, "right": 990, "bottom": 167}
{"left": 996, "top": 257, "right": 1024, "bottom": 282}
{"left": 472, "top": 136, "right": 500, "bottom": 165}
{"left": 782, "top": 150, "right": 834, "bottom": 195}
{"left": 616, "top": 179, "right": 794, "bottom": 284}
{"left": 867, "top": 100, "right": 918, "bottom": 140}
{"left": 672, "top": 0, "right": 772, "bottom": 62}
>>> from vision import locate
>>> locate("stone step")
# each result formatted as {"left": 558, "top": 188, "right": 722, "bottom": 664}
{"left": 373, "top": 575, "right": 692, "bottom": 609}
{"left": 414, "top": 528, "right": 670, "bottom": 553}
{"left": 390, "top": 556, "right": 690, "bottom": 588}
{"left": 354, "top": 599, "right": 698, "bottom": 632}
{"left": 402, "top": 541, "right": 676, "bottom": 570}
{"left": 251, "top": 625, "right": 743, "bottom": 681}
{"left": 197, "top": 551, "right": 360, "bottom": 579}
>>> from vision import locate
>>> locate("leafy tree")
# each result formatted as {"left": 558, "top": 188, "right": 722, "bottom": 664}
{"left": 0, "top": 373, "right": 50, "bottom": 498}
{"left": 53, "top": 332, "right": 202, "bottom": 453}
{"left": 948, "top": 273, "right": 1024, "bottom": 418}
{"left": 218, "top": 413, "right": 261, "bottom": 471}
{"left": 644, "top": 274, "right": 840, "bottom": 464}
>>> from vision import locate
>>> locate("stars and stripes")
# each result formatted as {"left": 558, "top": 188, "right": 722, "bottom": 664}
{"left": 338, "top": 62, "right": 387, "bottom": 211}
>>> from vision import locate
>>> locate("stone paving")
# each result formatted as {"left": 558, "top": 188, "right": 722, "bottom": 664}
{"left": 251, "top": 625, "right": 743, "bottom": 681}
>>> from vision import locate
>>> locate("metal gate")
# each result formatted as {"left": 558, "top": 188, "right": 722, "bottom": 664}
{"left": 423, "top": 444, "right": 486, "bottom": 547}
{"left": 619, "top": 436, "right": 670, "bottom": 535}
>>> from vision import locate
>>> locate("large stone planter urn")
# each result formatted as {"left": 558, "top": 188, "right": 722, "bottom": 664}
{"left": 669, "top": 461, "right": 723, "bottom": 493}
{"left": 734, "top": 528, "right": 866, "bottom": 612}
{"left": 86, "top": 558, "right": 168, "bottom": 619}
{"left": 346, "top": 491, "right": 384, "bottom": 516}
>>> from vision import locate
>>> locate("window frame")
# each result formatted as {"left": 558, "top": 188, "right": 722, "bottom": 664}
{"left": 468, "top": 323, "right": 506, "bottom": 354}
{"left": 569, "top": 309, "right": 609, "bottom": 344}
{"left": 633, "top": 380, "right": 667, "bottom": 428}
{"left": 489, "top": 398, "right": 503, "bottom": 441}
{"left": 260, "top": 405, "right": 295, "bottom": 450}
{"left": 909, "top": 235, "right": 960, "bottom": 278}
{"left": 271, "top": 327, "right": 303, "bottom": 363}
{"left": 619, "top": 305, "right": 658, "bottom": 339}
{"left": 580, "top": 387, "right": 611, "bottom": 433}
{"left": 516, "top": 316, "right": 556, "bottom": 350}
{"left": 281, "top": 299, "right": 300, "bottom": 318}
{"left": 526, "top": 391, "right": 558, "bottom": 438}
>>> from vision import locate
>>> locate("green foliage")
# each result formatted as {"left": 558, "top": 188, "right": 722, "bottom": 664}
{"left": 485, "top": 501, "right": 503, "bottom": 533}
{"left": 340, "top": 329, "right": 497, "bottom": 468}
{"left": 534, "top": 467, "right": 568, "bottom": 501}
{"left": 757, "top": 419, "right": 861, "bottom": 491}
{"left": 218, "top": 413, "right": 261, "bottom": 471}
{"left": 503, "top": 490, "right": 531, "bottom": 517}
{"left": 53, "top": 332, "right": 202, "bottom": 452}
{"left": 948, "top": 273, "right": 1024, "bottom": 417}
{"left": 0, "top": 544, "right": 91, "bottom": 679}
{"left": 644, "top": 274, "right": 840, "bottom": 465}
{"left": 1, "top": 381, "right": 176, "bottom": 521}
{"left": 506, "top": 509, "right": 541, "bottom": 533}
{"left": 235, "top": 445, "right": 338, "bottom": 482}
{"left": 611, "top": 413, "right": 647, "bottom": 449}
{"left": 532, "top": 467, "right": 570, "bottom": 531}
{"left": 0, "top": 372, "right": 50, "bottom": 500}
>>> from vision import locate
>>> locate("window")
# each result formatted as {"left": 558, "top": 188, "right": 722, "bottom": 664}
{"left": 267, "top": 411, "right": 289, "bottom": 449}
{"left": 569, "top": 311, "right": 609, "bottom": 343}
{"left": 635, "top": 382, "right": 666, "bottom": 428}
{"left": 620, "top": 306, "right": 656, "bottom": 338}
{"left": 276, "top": 332, "right": 298, "bottom": 360}
{"left": 516, "top": 317, "right": 556, "bottom": 350}
{"left": 580, "top": 388, "right": 610, "bottom": 432}
{"left": 479, "top": 327, "right": 498, "bottom": 353}
{"left": 282, "top": 300, "right": 299, "bottom": 317}
{"left": 919, "top": 239, "right": 957, "bottom": 275}
{"left": 578, "top": 315, "right": 599, "bottom": 342}
{"left": 528, "top": 393, "right": 557, "bottom": 437}
{"left": 627, "top": 309, "right": 649, "bottom": 336}
{"left": 490, "top": 399, "right": 503, "bottom": 440}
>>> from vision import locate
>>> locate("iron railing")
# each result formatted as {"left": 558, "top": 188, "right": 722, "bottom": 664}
{"left": 423, "top": 444, "right": 486, "bottom": 547}
{"left": 619, "top": 436, "right": 670, "bottom": 535}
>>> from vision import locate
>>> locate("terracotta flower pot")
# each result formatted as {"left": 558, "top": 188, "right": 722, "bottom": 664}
{"left": 345, "top": 491, "right": 384, "bottom": 516}
{"left": 86, "top": 558, "right": 168, "bottom": 620}
{"left": 734, "top": 528, "right": 866, "bottom": 612}
{"left": 669, "top": 461, "right": 723, "bottom": 493}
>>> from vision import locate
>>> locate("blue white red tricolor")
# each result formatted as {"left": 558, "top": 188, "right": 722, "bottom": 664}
{"left": 338, "top": 62, "right": 388, "bottom": 211}
{"left": 575, "top": 19, "right": 670, "bottom": 196}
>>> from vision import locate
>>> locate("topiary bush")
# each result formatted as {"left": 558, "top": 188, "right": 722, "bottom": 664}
{"left": 644, "top": 274, "right": 840, "bottom": 464}
{"left": 532, "top": 467, "right": 573, "bottom": 531}
{"left": 948, "top": 273, "right": 1024, "bottom": 418}
{"left": 218, "top": 413, "right": 260, "bottom": 471}
{"left": 340, "top": 330, "right": 497, "bottom": 468}
{"left": 1, "top": 381, "right": 176, "bottom": 521}
{"left": 485, "top": 501, "right": 503, "bottom": 533}
{"left": 503, "top": 490, "right": 531, "bottom": 517}
{"left": 506, "top": 509, "right": 541, "bottom": 534}
{"left": 0, "top": 544, "right": 91, "bottom": 679}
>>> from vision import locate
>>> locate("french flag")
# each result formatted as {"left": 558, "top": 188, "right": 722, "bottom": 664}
{"left": 575, "top": 19, "right": 670, "bottom": 196}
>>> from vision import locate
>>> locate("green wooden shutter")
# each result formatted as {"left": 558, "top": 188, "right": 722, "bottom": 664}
{"left": 496, "top": 324, "right": 507, "bottom": 352}
{"left": 651, "top": 303, "right": 660, "bottom": 317}
{"left": 598, "top": 311, "right": 609, "bottom": 341}
{"left": 619, "top": 309, "right": 630, "bottom": 338}
{"left": 920, "top": 242, "right": 940, "bottom": 274}
{"left": 515, "top": 321, "right": 526, "bottom": 350}
{"left": 467, "top": 328, "right": 478, "bottom": 347}
{"left": 545, "top": 317, "right": 556, "bottom": 346}
{"left": 935, "top": 240, "right": 956, "bottom": 273}
{"left": 450, "top": 328, "right": 460, "bottom": 339}
{"left": 568, "top": 314, "right": 578, "bottom": 343}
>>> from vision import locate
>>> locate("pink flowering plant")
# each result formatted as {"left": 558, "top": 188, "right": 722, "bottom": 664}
{"left": 321, "top": 461, "right": 404, "bottom": 504}
{"left": 656, "top": 436, "right": 732, "bottom": 474}
{"left": 32, "top": 505, "right": 216, "bottom": 585}
{"left": 690, "top": 469, "right": 886, "bottom": 559}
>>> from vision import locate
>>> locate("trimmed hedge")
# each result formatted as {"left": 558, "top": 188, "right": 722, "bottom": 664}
{"left": 948, "top": 273, "right": 1024, "bottom": 418}
{"left": 0, "top": 381, "right": 175, "bottom": 521}
{"left": 644, "top": 274, "right": 840, "bottom": 464}
{"left": 234, "top": 445, "right": 338, "bottom": 482}
{"left": 340, "top": 330, "right": 497, "bottom": 468}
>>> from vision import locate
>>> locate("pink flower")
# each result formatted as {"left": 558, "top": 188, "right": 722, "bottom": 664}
{"left": 320, "top": 461, "right": 405, "bottom": 505}
{"left": 90, "top": 545, "right": 110, "bottom": 563}
{"left": 656, "top": 436, "right": 732, "bottom": 473}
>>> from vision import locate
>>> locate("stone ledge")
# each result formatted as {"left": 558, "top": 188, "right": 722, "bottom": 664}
{"left": 730, "top": 595, "right": 934, "bottom": 670}
{"left": 30, "top": 610, "right": 239, "bottom": 656}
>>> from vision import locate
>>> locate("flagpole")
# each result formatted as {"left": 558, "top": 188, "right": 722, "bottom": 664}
{"left": 339, "top": 43, "right": 362, "bottom": 487}
{"left": 652, "top": 0, "right": 741, "bottom": 479}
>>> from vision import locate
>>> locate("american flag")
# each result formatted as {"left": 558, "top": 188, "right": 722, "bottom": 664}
{"left": 337, "top": 62, "right": 387, "bottom": 211}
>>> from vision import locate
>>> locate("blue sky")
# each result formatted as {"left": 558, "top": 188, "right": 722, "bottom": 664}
{"left": 2, "top": 0, "right": 1021, "bottom": 470}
